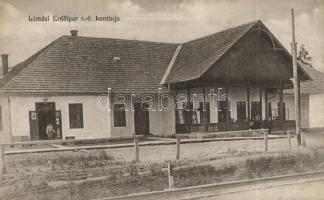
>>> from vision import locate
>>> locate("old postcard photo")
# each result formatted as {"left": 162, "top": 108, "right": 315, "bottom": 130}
{"left": 0, "top": 0, "right": 324, "bottom": 199}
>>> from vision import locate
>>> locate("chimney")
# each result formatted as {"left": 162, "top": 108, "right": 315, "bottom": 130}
{"left": 1, "top": 54, "right": 8, "bottom": 77}
{"left": 70, "top": 30, "right": 78, "bottom": 37}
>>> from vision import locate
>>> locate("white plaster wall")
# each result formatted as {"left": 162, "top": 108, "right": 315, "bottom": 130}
{"left": 109, "top": 93, "right": 175, "bottom": 137}
{"left": 149, "top": 110, "right": 162, "bottom": 136}
{"left": 9, "top": 95, "right": 111, "bottom": 140}
{"left": 0, "top": 95, "right": 12, "bottom": 143}
{"left": 309, "top": 93, "right": 324, "bottom": 128}
{"left": 161, "top": 93, "right": 176, "bottom": 136}
{"left": 110, "top": 96, "right": 135, "bottom": 138}
{"left": 300, "top": 95, "right": 310, "bottom": 128}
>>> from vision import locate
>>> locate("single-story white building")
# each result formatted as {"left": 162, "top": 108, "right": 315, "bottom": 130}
{"left": 0, "top": 20, "right": 312, "bottom": 143}
{"left": 278, "top": 64, "right": 324, "bottom": 129}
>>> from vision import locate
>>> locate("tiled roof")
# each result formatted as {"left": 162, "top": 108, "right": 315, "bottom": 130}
{"left": 0, "top": 43, "right": 51, "bottom": 90}
{"left": 0, "top": 36, "right": 178, "bottom": 94}
{"left": 285, "top": 64, "right": 324, "bottom": 94}
{"left": 164, "top": 21, "right": 257, "bottom": 83}
{"left": 0, "top": 20, "right": 313, "bottom": 94}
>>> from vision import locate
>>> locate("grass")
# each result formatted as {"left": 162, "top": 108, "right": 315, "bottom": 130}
{"left": 2, "top": 132, "right": 324, "bottom": 199}
{"left": 4, "top": 149, "right": 324, "bottom": 200}
{"left": 43, "top": 151, "right": 324, "bottom": 199}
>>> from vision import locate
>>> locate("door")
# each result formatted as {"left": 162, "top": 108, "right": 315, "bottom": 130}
{"left": 29, "top": 111, "right": 39, "bottom": 141}
{"left": 237, "top": 102, "right": 246, "bottom": 122}
{"left": 134, "top": 103, "right": 150, "bottom": 135}
{"left": 38, "top": 111, "right": 55, "bottom": 140}
{"left": 35, "top": 102, "right": 56, "bottom": 140}
{"left": 251, "top": 102, "right": 261, "bottom": 121}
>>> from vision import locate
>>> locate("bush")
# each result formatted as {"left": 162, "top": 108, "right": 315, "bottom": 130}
{"left": 242, "top": 150, "right": 320, "bottom": 179}
{"left": 98, "top": 151, "right": 114, "bottom": 161}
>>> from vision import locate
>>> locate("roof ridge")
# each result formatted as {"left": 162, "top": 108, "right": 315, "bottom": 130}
{"left": 160, "top": 44, "right": 182, "bottom": 85}
{"left": 61, "top": 35, "right": 180, "bottom": 46}
{"left": 58, "top": 21, "right": 259, "bottom": 46}
{"left": 182, "top": 20, "right": 259, "bottom": 44}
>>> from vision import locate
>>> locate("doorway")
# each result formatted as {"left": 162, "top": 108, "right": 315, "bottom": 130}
{"left": 134, "top": 103, "right": 150, "bottom": 135}
{"left": 251, "top": 101, "right": 261, "bottom": 121}
{"left": 29, "top": 102, "right": 62, "bottom": 140}
{"left": 237, "top": 102, "right": 246, "bottom": 122}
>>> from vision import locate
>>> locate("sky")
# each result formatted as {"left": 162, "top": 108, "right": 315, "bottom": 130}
{"left": 0, "top": 0, "right": 324, "bottom": 72}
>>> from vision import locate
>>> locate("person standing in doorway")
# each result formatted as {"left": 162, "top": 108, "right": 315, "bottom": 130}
{"left": 46, "top": 122, "right": 55, "bottom": 140}
{"left": 55, "top": 118, "right": 61, "bottom": 139}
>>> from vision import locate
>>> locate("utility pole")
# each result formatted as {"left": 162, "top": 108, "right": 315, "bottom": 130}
{"left": 291, "top": 9, "right": 302, "bottom": 146}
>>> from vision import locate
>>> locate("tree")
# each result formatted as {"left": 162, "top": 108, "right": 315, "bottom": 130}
{"left": 297, "top": 44, "right": 312, "bottom": 67}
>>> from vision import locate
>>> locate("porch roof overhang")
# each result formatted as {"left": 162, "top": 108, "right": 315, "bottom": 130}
{"left": 168, "top": 78, "right": 293, "bottom": 91}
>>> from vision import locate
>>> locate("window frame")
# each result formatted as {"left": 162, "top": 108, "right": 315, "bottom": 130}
{"left": 218, "top": 100, "right": 231, "bottom": 122}
{"left": 176, "top": 102, "right": 188, "bottom": 125}
{"left": 251, "top": 101, "right": 262, "bottom": 121}
{"left": 69, "top": 103, "right": 84, "bottom": 129}
{"left": 199, "top": 102, "right": 210, "bottom": 124}
{"left": 114, "top": 103, "right": 126, "bottom": 127}
{"left": 277, "top": 102, "right": 286, "bottom": 120}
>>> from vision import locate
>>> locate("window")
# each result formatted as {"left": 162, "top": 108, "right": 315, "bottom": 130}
{"left": 271, "top": 109, "right": 277, "bottom": 119}
{"left": 191, "top": 102, "right": 201, "bottom": 124}
{"left": 218, "top": 101, "right": 231, "bottom": 122}
{"left": 176, "top": 102, "right": 211, "bottom": 125}
{"left": 0, "top": 106, "right": 2, "bottom": 130}
{"left": 114, "top": 104, "right": 126, "bottom": 127}
{"left": 69, "top": 104, "right": 84, "bottom": 128}
{"left": 176, "top": 102, "right": 187, "bottom": 125}
{"left": 199, "top": 102, "right": 210, "bottom": 124}
{"left": 277, "top": 102, "right": 286, "bottom": 120}
{"left": 177, "top": 110, "right": 186, "bottom": 124}
{"left": 285, "top": 108, "right": 289, "bottom": 120}
{"left": 192, "top": 110, "right": 199, "bottom": 124}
